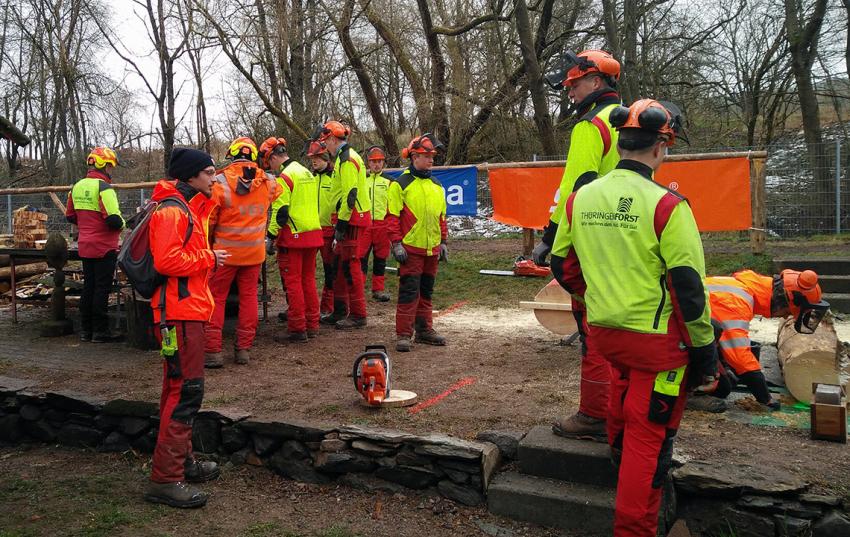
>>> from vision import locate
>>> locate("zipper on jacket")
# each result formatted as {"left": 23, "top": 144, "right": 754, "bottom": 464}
{"left": 422, "top": 179, "right": 430, "bottom": 253}
{"left": 653, "top": 275, "right": 666, "bottom": 330}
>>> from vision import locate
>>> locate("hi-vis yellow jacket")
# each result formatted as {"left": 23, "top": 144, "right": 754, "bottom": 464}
{"left": 333, "top": 144, "right": 371, "bottom": 227}
{"left": 386, "top": 168, "right": 447, "bottom": 256}
{"left": 367, "top": 172, "right": 392, "bottom": 221}
{"left": 269, "top": 159, "right": 322, "bottom": 248}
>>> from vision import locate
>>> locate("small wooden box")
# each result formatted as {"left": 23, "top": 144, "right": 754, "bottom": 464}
{"left": 811, "top": 383, "right": 847, "bottom": 443}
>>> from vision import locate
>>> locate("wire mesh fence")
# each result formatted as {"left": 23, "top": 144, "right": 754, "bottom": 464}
{"left": 1, "top": 140, "right": 847, "bottom": 240}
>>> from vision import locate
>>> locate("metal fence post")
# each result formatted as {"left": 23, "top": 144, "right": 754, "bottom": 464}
{"left": 837, "top": 140, "right": 842, "bottom": 235}
{"left": 6, "top": 194, "right": 11, "bottom": 234}
{"left": 140, "top": 188, "right": 145, "bottom": 207}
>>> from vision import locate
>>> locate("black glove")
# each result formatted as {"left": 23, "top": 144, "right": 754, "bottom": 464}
{"left": 531, "top": 241, "right": 551, "bottom": 266}
{"left": 686, "top": 343, "right": 718, "bottom": 391}
{"left": 275, "top": 205, "right": 290, "bottom": 229}
{"left": 392, "top": 242, "right": 408, "bottom": 264}
{"left": 334, "top": 220, "right": 348, "bottom": 243}
{"left": 438, "top": 242, "right": 448, "bottom": 262}
{"left": 765, "top": 399, "right": 781, "bottom": 411}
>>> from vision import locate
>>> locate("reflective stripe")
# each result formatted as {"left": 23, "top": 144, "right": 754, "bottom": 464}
{"left": 719, "top": 319, "right": 750, "bottom": 331}
{"left": 213, "top": 238, "right": 265, "bottom": 248}
{"left": 215, "top": 224, "right": 266, "bottom": 234}
{"left": 215, "top": 174, "right": 231, "bottom": 208}
{"left": 719, "top": 337, "right": 751, "bottom": 350}
{"left": 706, "top": 284, "right": 754, "bottom": 307}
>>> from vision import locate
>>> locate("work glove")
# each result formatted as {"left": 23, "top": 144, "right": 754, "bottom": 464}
{"left": 764, "top": 399, "right": 781, "bottom": 412}
{"left": 438, "top": 242, "right": 448, "bottom": 262}
{"left": 334, "top": 220, "right": 348, "bottom": 243}
{"left": 531, "top": 241, "right": 551, "bottom": 266}
{"left": 392, "top": 242, "right": 408, "bottom": 264}
{"left": 686, "top": 344, "right": 719, "bottom": 391}
{"left": 275, "top": 206, "right": 290, "bottom": 229}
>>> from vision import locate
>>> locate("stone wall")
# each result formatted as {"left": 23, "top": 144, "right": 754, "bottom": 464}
{"left": 0, "top": 378, "right": 499, "bottom": 507}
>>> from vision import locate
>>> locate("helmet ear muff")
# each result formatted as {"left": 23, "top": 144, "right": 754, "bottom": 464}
{"left": 638, "top": 106, "right": 669, "bottom": 132}
{"left": 609, "top": 106, "right": 629, "bottom": 129}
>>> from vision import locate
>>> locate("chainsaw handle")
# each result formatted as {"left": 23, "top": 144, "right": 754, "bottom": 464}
{"left": 364, "top": 344, "right": 388, "bottom": 353}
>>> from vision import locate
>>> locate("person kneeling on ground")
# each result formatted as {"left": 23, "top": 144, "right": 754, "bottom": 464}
{"left": 386, "top": 134, "right": 449, "bottom": 352}
{"left": 144, "top": 147, "right": 229, "bottom": 509}
{"left": 687, "top": 269, "right": 829, "bottom": 413}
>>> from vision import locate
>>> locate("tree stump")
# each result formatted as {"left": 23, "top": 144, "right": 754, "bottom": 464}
{"left": 776, "top": 316, "right": 840, "bottom": 403}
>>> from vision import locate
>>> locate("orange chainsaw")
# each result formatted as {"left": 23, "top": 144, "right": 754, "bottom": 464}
{"left": 353, "top": 345, "right": 391, "bottom": 405}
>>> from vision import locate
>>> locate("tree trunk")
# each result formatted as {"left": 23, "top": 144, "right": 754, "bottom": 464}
{"left": 777, "top": 316, "right": 840, "bottom": 403}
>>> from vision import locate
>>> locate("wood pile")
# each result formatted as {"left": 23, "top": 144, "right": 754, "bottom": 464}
{"left": 13, "top": 207, "right": 48, "bottom": 248}
{"left": 1, "top": 270, "right": 83, "bottom": 301}
{"left": 776, "top": 316, "right": 841, "bottom": 403}
{"left": 0, "top": 235, "right": 14, "bottom": 248}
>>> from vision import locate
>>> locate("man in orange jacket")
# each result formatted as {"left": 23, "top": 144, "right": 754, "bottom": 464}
{"left": 144, "top": 147, "right": 229, "bottom": 508}
{"left": 204, "top": 137, "right": 280, "bottom": 368}
{"left": 688, "top": 269, "right": 829, "bottom": 412}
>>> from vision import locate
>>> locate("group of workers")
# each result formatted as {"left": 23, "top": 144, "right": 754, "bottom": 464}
{"left": 65, "top": 48, "right": 833, "bottom": 536}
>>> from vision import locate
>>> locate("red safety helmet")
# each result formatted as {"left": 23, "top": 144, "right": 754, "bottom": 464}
{"left": 317, "top": 120, "right": 350, "bottom": 141}
{"left": 227, "top": 136, "right": 258, "bottom": 162}
{"left": 87, "top": 146, "right": 118, "bottom": 169}
{"left": 609, "top": 99, "right": 686, "bottom": 146}
{"left": 546, "top": 50, "right": 620, "bottom": 89}
{"left": 401, "top": 133, "right": 443, "bottom": 159}
{"left": 366, "top": 146, "right": 386, "bottom": 161}
{"left": 777, "top": 269, "right": 829, "bottom": 334}
{"left": 305, "top": 139, "right": 330, "bottom": 159}
{"left": 258, "top": 137, "right": 287, "bottom": 169}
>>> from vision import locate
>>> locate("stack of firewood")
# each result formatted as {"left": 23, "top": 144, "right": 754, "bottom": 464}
{"left": 12, "top": 207, "right": 48, "bottom": 248}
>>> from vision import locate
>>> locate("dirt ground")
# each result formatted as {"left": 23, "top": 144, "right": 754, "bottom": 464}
{"left": 1, "top": 237, "right": 849, "bottom": 508}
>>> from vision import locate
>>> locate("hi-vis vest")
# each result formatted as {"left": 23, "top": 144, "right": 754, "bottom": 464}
{"left": 67, "top": 174, "right": 125, "bottom": 258}
{"left": 333, "top": 144, "right": 371, "bottom": 226}
{"left": 317, "top": 167, "right": 337, "bottom": 229}
{"left": 211, "top": 161, "right": 279, "bottom": 266}
{"left": 368, "top": 172, "right": 392, "bottom": 221}
{"left": 269, "top": 159, "right": 323, "bottom": 248}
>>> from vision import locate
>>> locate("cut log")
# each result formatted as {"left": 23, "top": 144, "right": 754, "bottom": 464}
{"left": 776, "top": 316, "right": 841, "bottom": 403}
{"left": 0, "top": 262, "right": 49, "bottom": 281}
{"left": 524, "top": 279, "right": 577, "bottom": 336}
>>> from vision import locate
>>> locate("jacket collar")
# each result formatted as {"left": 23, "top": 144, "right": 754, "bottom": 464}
{"left": 86, "top": 169, "right": 112, "bottom": 183}
{"left": 616, "top": 159, "right": 654, "bottom": 181}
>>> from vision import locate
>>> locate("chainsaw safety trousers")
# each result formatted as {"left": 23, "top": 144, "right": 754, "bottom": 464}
{"left": 360, "top": 220, "right": 391, "bottom": 292}
{"left": 66, "top": 169, "right": 125, "bottom": 258}
{"left": 319, "top": 229, "right": 337, "bottom": 314}
{"left": 396, "top": 251, "right": 439, "bottom": 337}
{"left": 204, "top": 264, "right": 261, "bottom": 352}
{"left": 332, "top": 144, "right": 371, "bottom": 227}
{"left": 573, "top": 309, "right": 610, "bottom": 419}
{"left": 151, "top": 321, "right": 205, "bottom": 483}
{"left": 386, "top": 168, "right": 448, "bottom": 256}
{"left": 210, "top": 162, "right": 279, "bottom": 266}
{"left": 281, "top": 246, "right": 320, "bottom": 333}
{"left": 333, "top": 226, "right": 367, "bottom": 319}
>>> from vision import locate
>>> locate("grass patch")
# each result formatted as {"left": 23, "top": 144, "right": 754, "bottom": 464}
{"left": 239, "top": 522, "right": 360, "bottom": 537}
{"left": 704, "top": 253, "right": 774, "bottom": 276}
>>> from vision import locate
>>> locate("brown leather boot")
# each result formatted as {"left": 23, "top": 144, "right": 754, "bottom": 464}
{"left": 144, "top": 481, "right": 208, "bottom": 508}
{"left": 234, "top": 348, "right": 250, "bottom": 365}
{"left": 307, "top": 329, "right": 319, "bottom": 338}
{"left": 396, "top": 336, "right": 412, "bottom": 352}
{"left": 551, "top": 411, "right": 607, "bottom": 442}
{"left": 372, "top": 290, "right": 391, "bottom": 302}
{"left": 184, "top": 459, "right": 220, "bottom": 483}
{"left": 204, "top": 352, "right": 224, "bottom": 369}
{"left": 336, "top": 316, "right": 367, "bottom": 330}
{"left": 414, "top": 329, "right": 446, "bottom": 346}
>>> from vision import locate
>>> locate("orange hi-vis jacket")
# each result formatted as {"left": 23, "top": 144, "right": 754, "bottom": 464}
{"left": 210, "top": 161, "right": 280, "bottom": 266}
{"left": 149, "top": 180, "right": 216, "bottom": 323}
{"left": 705, "top": 270, "right": 773, "bottom": 375}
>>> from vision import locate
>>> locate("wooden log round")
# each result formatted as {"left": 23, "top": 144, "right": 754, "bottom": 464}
{"left": 529, "top": 279, "right": 577, "bottom": 336}
{"left": 0, "top": 262, "right": 49, "bottom": 281}
{"left": 776, "top": 316, "right": 840, "bottom": 403}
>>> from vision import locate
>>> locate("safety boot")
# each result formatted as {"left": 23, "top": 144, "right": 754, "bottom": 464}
{"left": 287, "top": 331, "right": 308, "bottom": 343}
{"left": 91, "top": 331, "right": 124, "bottom": 343}
{"left": 685, "top": 395, "right": 727, "bottom": 413}
{"left": 143, "top": 481, "right": 208, "bottom": 508}
{"left": 396, "top": 337, "right": 412, "bottom": 353}
{"left": 414, "top": 329, "right": 446, "bottom": 346}
{"left": 79, "top": 332, "right": 92, "bottom": 342}
{"left": 551, "top": 411, "right": 607, "bottom": 442}
{"left": 234, "top": 348, "right": 250, "bottom": 365}
{"left": 372, "top": 290, "right": 391, "bottom": 302}
{"left": 184, "top": 458, "right": 220, "bottom": 483}
{"left": 320, "top": 301, "right": 348, "bottom": 326}
{"left": 306, "top": 329, "right": 319, "bottom": 339}
{"left": 336, "top": 316, "right": 367, "bottom": 330}
{"left": 204, "top": 352, "right": 224, "bottom": 369}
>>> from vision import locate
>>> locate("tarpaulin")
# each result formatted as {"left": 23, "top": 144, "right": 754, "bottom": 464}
{"left": 385, "top": 166, "right": 477, "bottom": 216}
{"left": 488, "top": 157, "right": 752, "bottom": 231}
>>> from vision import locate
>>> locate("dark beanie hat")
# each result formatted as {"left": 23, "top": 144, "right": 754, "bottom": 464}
{"left": 168, "top": 147, "right": 215, "bottom": 181}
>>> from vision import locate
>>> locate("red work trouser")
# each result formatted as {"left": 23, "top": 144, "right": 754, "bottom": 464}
{"left": 204, "top": 264, "right": 261, "bottom": 352}
{"left": 573, "top": 305, "right": 610, "bottom": 420}
{"left": 360, "top": 220, "right": 391, "bottom": 292}
{"left": 333, "top": 226, "right": 367, "bottom": 319}
{"left": 282, "top": 247, "right": 320, "bottom": 333}
{"left": 396, "top": 251, "right": 438, "bottom": 337}
{"left": 319, "top": 230, "right": 337, "bottom": 315}
{"left": 152, "top": 321, "right": 205, "bottom": 483}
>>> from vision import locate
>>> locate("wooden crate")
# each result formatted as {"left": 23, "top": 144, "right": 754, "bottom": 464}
{"left": 810, "top": 383, "right": 847, "bottom": 443}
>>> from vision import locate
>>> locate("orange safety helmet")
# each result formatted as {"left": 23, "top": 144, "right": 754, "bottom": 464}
{"left": 365, "top": 146, "right": 386, "bottom": 161}
{"left": 86, "top": 146, "right": 118, "bottom": 169}
{"left": 777, "top": 269, "right": 830, "bottom": 334}
{"left": 547, "top": 50, "right": 620, "bottom": 89}
{"left": 609, "top": 99, "right": 686, "bottom": 145}
{"left": 305, "top": 139, "right": 330, "bottom": 159}
{"left": 258, "top": 137, "right": 287, "bottom": 169}
{"left": 401, "top": 133, "right": 443, "bottom": 159}
{"left": 317, "top": 120, "right": 350, "bottom": 141}
{"left": 227, "top": 136, "right": 258, "bottom": 162}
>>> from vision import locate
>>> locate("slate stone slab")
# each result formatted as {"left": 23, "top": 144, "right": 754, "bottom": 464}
{"left": 57, "top": 423, "right": 104, "bottom": 448}
{"left": 314, "top": 451, "right": 377, "bottom": 474}
{"left": 191, "top": 419, "right": 220, "bottom": 453}
{"left": 518, "top": 425, "right": 617, "bottom": 488}
{"left": 679, "top": 499, "right": 776, "bottom": 537}
{"left": 102, "top": 399, "right": 158, "bottom": 418}
{"left": 443, "top": 467, "right": 470, "bottom": 484}
{"left": 230, "top": 448, "right": 250, "bottom": 466}
{"left": 414, "top": 433, "right": 485, "bottom": 460}
{"left": 813, "top": 511, "right": 850, "bottom": 537}
{"left": 22, "top": 420, "right": 56, "bottom": 442}
{"left": 350, "top": 440, "right": 395, "bottom": 455}
{"left": 240, "top": 419, "right": 329, "bottom": 441}
{"left": 278, "top": 440, "right": 310, "bottom": 460}
{"left": 221, "top": 425, "right": 247, "bottom": 453}
{"left": 737, "top": 495, "right": 822, "bottom": 518}
{"left": 320, "top": 439, "right": 346, "bottom": 452}
{"left": 673, "top": 461, "right": 809, "bottom": 498}
{"left": 19, "top": 404, "right": 42, "bottom": 421}
{"left": 799, "top": 494, "right": 842, "bottom": 509}
{"left": 251, "top": 434, "right": 281, "bottom": 457}
{"left": 438, "top": 479, "right": 484, "bottom": 506}
{"left": 396, "top": 447, "right": 433, "bottom": 467}
{"left": 338, "top": 473, "right": 407, "bottom": 494}
{"left": 480, "top": 442, "right": 501, "bottom": 490}
{"left": 196, "top": 408, "right": 251, "bottom": 423}
{"left": 375, "top": 465, "right": 440, "bottom": 489}
{"left": 267, "top": 452, "right": 332, "bottom": 484}
{"left": 775, "top": 515, "right": 812, "bottom": 537}
{"left": 68, "top": 413, "right": 95, "bottom": 426}
{"left": 436, "top": 459, "right": 479, "bottom": 474}
{"left": 44, "top": 409, "right": 68, "bottom": 425}
{"left": 131, "top": 429, "right": 158, "bottom": 453}
{"left": 120, "top": 417, "right": 150, "bottom": 438}
{"left": 0, "top": 376, "right": 36, "bottom": 395}
{"left": 45, "top": 392, "right": 102, "bottom": 414}
{"left": 476, "top": 429, "right": 525, "bottom": 460}
{"left": 99, "top": 431, "right": 131, "bottom": 453}
{"left": 0, "top": 414, "right": 24, "bottom": 442}
{"left": 338, "top": 425, "right": 419, "bottom": 444}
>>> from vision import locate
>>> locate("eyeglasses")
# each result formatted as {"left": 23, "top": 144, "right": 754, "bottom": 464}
{"left": 200, "top": 168, "right": 216, "bottom": 176}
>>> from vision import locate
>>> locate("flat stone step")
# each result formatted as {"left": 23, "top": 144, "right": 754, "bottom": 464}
{"left": 774, "top": 258, "right": 850, "bottom": 277}
{"left": 487, "top": 471, "right": 613, "bottom": 535}
{"left": 824, "top": 293, "right": 850, "bottom": 313}
{"left": 819, "top": 275, "right": 850, "bottom": 294}
{"left": 517, "top": 425, "right": 617, "bottom": 487}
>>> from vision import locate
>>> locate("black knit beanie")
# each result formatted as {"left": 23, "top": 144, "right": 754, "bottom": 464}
{"left": 168, "top": 147, "right": 215, "bottom": 181}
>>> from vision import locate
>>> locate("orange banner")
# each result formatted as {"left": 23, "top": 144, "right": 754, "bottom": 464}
{"left": 489, "top": 157, "right": 752, "bottom": 232}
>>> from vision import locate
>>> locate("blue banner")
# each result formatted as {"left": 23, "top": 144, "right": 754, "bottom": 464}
{"left": 384, "top": 166, "right": 477, "bottom": 216}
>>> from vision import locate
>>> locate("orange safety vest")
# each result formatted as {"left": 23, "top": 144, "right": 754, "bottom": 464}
{"left": 705, "top": 270, "right": 773, "bottom": 375}
{"left": 210, "top": 161, "right": 280, "bottom": 266}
